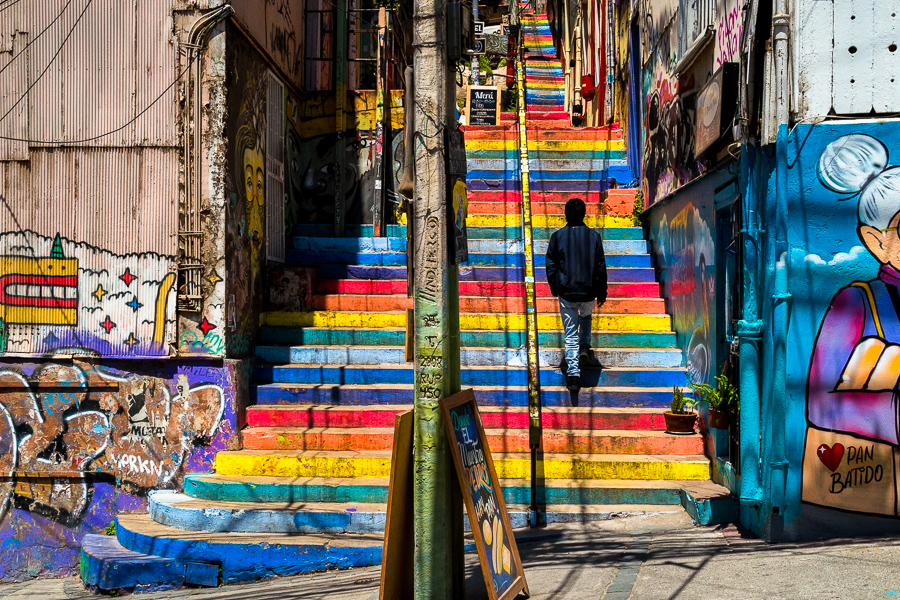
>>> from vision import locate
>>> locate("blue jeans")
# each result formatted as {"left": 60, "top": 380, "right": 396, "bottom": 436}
{"left": 559, "top": 298, "right": 593, "bottom": 377}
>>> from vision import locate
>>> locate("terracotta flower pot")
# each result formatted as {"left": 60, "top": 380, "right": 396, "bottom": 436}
{"left": 708, "top": 408, "right": 733, "bottom": 430}
{"left": 664, "top": 411, "right": 697, "bottom": 434}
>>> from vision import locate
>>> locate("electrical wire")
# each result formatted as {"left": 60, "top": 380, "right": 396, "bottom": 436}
{"left": 0, "top": 0, "right": 74, "bottom": 78}
{"left": 0, "top": 0, "right": 93, "bottom": 126}
{"left": 0, "top": 0, "right": 26, "bottom": 14}
{"left": 0, "top": 51, "right": 198, "bottom": 144}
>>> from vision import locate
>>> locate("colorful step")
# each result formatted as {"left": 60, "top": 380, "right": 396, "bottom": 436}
{"left": 213, "top": 450, "right": 710, "bottom": 481}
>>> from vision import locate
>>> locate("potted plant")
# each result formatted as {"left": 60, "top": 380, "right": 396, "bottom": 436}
{"left": 693, "top": 374, "right": 738, "bottom": 429}
{"left": 664, "top": 386, "right": 697, "bottom": 434}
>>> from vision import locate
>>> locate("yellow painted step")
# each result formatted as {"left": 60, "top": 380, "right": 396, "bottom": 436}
{"left": 465, "top": 138, "right": 626, "bottom": 152}
{"left": 215, "top": 451, "right": 710, "bottom": 481}
{"left": 260, "top": 311, "right": 671, "bottom": 331}
{"left": 467, "top": 214, "right": 631, "bottom": 228}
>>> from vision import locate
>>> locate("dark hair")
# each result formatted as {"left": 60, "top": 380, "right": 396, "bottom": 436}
{"left": 565, "top": 198, "right": 586, "bottom": 223}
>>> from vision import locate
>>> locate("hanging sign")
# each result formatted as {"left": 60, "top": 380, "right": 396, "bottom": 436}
{"left": 467, "top": 85, "right": 500, "bottom": 126}
{"left": 474, "top": 38, "right": 487, "bottom": 54}
{"left": 440, "top": 390, "right": 529, "bottom": 600}
{"left": 474, "top": 20, "right": 485, "bottom": 35}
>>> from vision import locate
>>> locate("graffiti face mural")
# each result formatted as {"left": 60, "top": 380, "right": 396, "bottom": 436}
{"left": 803, "top": 133, "right": 900, "bottom": 516}
{"left": 0, "top": 231, "right": 175, "bottom": 357}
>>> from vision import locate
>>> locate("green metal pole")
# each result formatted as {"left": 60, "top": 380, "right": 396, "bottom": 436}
{"left": 411, "top": 0, "right": 461, "bottom": 592}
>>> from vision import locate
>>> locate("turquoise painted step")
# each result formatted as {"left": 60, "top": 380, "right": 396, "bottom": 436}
{"left": 288, "top": 250, "right": 650, "bottom": 269}
{"left": 292, "top": 237, "right": 648, "bottom": 256}
{"left": 148, "top": 491, "right": 675, "bottom": 535}
{"left": 115, "top": 514, "right": 382, "bottom": 585}
{"left": 253, "top": 383, "right": 680, "bottom": 407}
{"left": 258, "top": 328, "right": 677, "bottom": 349}
{"left": 253, "top": 364, "right": 689, "bottom": 388}
{"left": 183, "top": 475, "right": 686, "bottom": 507}
{"left": 254, "top": 345, "right": 684, "bottom": 368}
{"left": 294, "top": 224, "right": 645, "bottom": 241}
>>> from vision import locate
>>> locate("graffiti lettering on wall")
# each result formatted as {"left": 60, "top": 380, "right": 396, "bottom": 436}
{"left": 0, "top": 360, "right": 224, "bottom": 525}
{"left": 651, "top": 202, "right": 715, "bottom": 384}
{"left": 0, "top": 231, "right": 175, "bottom": 357}
{"left": 715, "top": 0, "right": 743, "bottom": 67}
{"left": 802, "top": 133, "right": 900, "bottom": 516}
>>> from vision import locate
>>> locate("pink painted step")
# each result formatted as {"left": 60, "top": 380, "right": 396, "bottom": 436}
{"left": 246, "top": 405, "right": 671, "bottom": 431}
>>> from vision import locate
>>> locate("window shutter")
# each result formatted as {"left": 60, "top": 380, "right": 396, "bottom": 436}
{"left": 266, "top": 71, "right": 286, "bottom": 262}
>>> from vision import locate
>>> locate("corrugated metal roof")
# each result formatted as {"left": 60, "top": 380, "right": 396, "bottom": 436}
{"left": 0, "top": 0, "right": 178, "bottom": 150}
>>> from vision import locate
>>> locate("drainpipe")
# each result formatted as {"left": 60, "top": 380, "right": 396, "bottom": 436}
{"left": 769, "top": 2, "right": 792, "bottom": 520}
{"left": 563, "top": 0, "right": 572, "bottom": 112}
{"left": 180, "top": 4, "right": 233, "bottom": 309}
{"left": 737, "top": 0, "right": 764, "bottom": 520}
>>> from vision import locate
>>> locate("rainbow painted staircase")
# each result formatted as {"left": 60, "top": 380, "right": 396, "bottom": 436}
{"left": 79, "top": 14, "right": 729, "bottom": 592}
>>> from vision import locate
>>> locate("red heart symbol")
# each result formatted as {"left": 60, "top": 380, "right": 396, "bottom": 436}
{"left": 817, "top": 443, "right": 845, "bottom": 472}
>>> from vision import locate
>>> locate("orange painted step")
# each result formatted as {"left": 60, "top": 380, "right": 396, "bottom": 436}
{"left": 529, "top": 129, "right": 624, "bottom": 142}
{"left": 241, "top": 426, "right": 704, "bottom": 455}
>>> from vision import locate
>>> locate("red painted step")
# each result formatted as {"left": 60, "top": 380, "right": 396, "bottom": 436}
{"left": 315, "top": 279, "right": 662, "bottom": 299}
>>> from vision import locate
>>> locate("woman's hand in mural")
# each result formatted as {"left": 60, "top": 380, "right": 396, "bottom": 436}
{"left": 837, "top": 337, "right": 900, "bottom": 392}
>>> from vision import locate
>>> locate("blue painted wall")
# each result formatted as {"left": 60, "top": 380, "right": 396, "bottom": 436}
{"left": 757, "top": 120, "right": 900, "bottom": 540}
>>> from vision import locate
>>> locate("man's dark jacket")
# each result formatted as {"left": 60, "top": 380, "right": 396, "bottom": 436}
{"left": 545, "top": 223, "right": 607, "bottom": 303}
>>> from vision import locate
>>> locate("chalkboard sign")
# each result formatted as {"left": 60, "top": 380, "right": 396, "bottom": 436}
{"left": 467, "top": 85, "right": 501, "bottom": 126}
{"left": 441, "top": 390, "right": 528, "bottom": 600}
{"left": 474, "top": 38, "right": 486, "bottom": 54}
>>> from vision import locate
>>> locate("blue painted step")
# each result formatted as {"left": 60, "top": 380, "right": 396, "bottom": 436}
{"left": 288, "top": 250, "right": 650, "bottom": 269}
{"left": 80, "top": 534, "right": 187, "bottom": 591}
{"left": 293, "top": 224, "right": 646, "bottom": 241}
{"left": 253, "top": 383, "right": 677, "bottom": 408}
{"left": 253, "top": 364, "right": 689, "bottom": 388}
{"left": 254, "top": 346, "right": 683, "bottom": 369}
{"left": 314, "top": 264, "right": 657, "bottom": 283}
{"left": 115, "top": 514, "right": 383, "bottom": 584}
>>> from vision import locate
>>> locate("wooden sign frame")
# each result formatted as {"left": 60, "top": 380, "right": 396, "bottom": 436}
{"left": 440, "top": 390, "right": 529, "bottom": 600}
{"left": 467, "top": 85, "right": 501, "bottom": 126}
{"left": 379, "top": 410, "right": 414, "bottom": 600}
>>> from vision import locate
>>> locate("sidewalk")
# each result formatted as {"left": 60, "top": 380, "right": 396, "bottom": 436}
{"left": 3, "top": 511, "right": 900, "bottom": 599}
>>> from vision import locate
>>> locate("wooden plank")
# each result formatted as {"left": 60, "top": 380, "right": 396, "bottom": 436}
{"left": 379, "top": 410, "right": 414, "bottom": 600}
{"left": 440, "top": 390, "right": 529, "bottom": 600}
{"left": 404, "top": 308, "right": 414, "bottom": 362}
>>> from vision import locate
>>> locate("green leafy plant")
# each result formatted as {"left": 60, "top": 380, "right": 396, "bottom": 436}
{"left": 631, "top": 189, "right": 644, "bottom": 226}
{"left": 104, "top": 520, "right": 116, "bottom": 536}
{"left": 506, "top": 84, "right": 519, "bottom": 111}
{"left": 693, "top": 374, "right": 739, "bottom": 411}
{"left": 670, "top": 386, "right": 696, "bottom": 414}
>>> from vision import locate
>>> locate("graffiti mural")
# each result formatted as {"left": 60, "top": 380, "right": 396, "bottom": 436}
{"left": 648, "top": 174, "right": 724, "bottom": 386}
{"left": 226, "top": 34, "right": 268, "bottom": 357}
{"left": 0, "top": 231, "right": 175, "bottom": 357}
{"left": 0, "top": 360, "right": 239, "bottom": 581}
{"left": 801, "top": 132, "right": 900, "bottom": 516}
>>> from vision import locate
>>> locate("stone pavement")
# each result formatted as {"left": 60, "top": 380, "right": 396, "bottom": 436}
{"left": 4, "top": 511, "right": 900, "bottom": 599}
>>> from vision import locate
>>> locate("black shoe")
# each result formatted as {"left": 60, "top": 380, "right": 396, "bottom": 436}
{"left": 579, "top": 345, "right": 603, "bottom": 369}
{"left": 566, "top": 375, "right": 581, "bottom": 392}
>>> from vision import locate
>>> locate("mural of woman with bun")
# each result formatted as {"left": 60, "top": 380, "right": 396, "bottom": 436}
{"left": 804, "top": 133, "right": 900, "bottom": 515}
